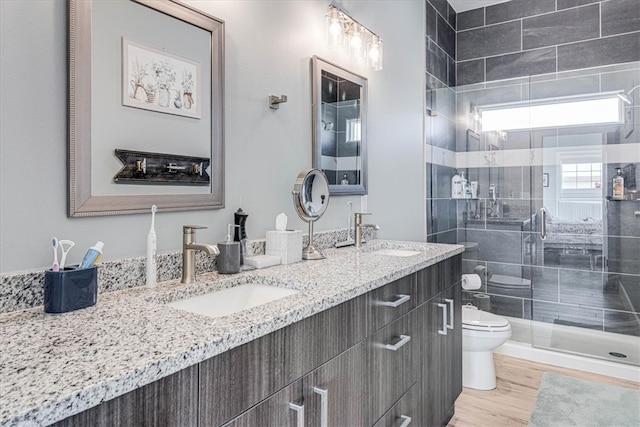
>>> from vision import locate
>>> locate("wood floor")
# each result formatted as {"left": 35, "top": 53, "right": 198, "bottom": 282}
{"left": 447, "top": 353, "right": 640, "bottom": 427}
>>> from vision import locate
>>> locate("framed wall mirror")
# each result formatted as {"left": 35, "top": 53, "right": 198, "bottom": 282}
{"left": 312, "top": 56, "right": 368, "bottom": 195}
{"left": 69, "top": 0, "right": 224, "bottom": 217}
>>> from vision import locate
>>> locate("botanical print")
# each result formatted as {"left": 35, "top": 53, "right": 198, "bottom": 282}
{"left": 122, "top": 38, "right": 201, "bottom": 119}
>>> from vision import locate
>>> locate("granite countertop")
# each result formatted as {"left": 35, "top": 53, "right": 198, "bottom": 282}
{"left": 0, "top": 240, "right": 463, "bottom": 426}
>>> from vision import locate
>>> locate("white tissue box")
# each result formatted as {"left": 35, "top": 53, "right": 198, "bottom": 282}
{"left": 266, "top": 230, "right": 302, "bottom": 265}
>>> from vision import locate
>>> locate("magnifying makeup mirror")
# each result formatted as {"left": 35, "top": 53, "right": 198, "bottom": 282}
{"left": 292, "top": 169, "right": 330, "bottom": 260}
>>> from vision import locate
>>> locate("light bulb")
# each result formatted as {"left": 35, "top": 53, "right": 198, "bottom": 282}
{"left": 367, "top": 36, "right": 383, "bottom": 70}
{"left": 350, "top": 33, "right": 362, "bottom": 50}
{"left": 329, "top": 19, "right": 342, "bottom": 38}
{"left": 368, "top": 44, "right": 380, "bottom": 63}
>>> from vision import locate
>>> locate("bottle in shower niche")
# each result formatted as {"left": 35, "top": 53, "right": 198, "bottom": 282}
{"left": 612, "top": 168, "right": 625, "bottom": 200}
{"left": 451, "top": 172, "right": 463, "bottom": 199}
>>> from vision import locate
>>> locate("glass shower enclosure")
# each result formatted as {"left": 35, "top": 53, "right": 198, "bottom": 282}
{"left": 453, "top": 61, "right": 640, "bottom": 366}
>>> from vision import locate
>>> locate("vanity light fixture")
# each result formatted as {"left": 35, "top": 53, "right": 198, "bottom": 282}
{"left": 325, "top": 5, "right": 383, "bottom": 71}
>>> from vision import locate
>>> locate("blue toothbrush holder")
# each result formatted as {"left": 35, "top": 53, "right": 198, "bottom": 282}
{"left": 44, "top": 266, "right": 98, "bottom": 313}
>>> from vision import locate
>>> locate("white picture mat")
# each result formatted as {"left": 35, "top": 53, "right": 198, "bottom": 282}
{"left": 122, "top": 38, "right": 202, "bottom": 119}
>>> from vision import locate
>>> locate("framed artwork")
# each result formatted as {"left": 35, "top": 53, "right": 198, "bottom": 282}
{"left": 122, "top": 38, "right": 201, "bottom": 119}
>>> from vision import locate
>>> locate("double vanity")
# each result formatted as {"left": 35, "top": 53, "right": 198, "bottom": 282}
{"left": 1, "top": 240, "right": 463, "bottom": 426}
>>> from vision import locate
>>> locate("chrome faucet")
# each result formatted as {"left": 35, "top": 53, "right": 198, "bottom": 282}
{"left": 181, "top": 225, "right": 220, "bottom": 284}
{"left": 354, "top": 213, "right": 380, "bottom": 248}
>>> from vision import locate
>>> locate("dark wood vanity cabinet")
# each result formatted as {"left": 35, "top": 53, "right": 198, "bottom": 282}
{"left": 415, "top": 256, "right": 463, "bottom": 427}
{"left": 222, "top": 340, "right": 369, "bottom": 427}
{"left": 368, "top": 311, "right": 416, "bottom": 423}
{"left": 52, "top": 255, "right": 462, "bottom": 427}
{"left": 373, "top": 383, "right": 419, "bottom": 427}
{"left": 199, "top": 294, "right": 368, "bottom": 426}
{"left": 51, "top": 365, "right": 199, "bottom": 427}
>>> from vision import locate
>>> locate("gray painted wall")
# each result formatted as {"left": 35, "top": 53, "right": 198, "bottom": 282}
{"left": 0, "top": 0, "right": 426, "bottom": 273}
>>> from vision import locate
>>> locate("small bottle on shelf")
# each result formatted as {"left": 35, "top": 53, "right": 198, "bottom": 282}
{"left": 612, "top": 168, "right": 625, "bottom": 200}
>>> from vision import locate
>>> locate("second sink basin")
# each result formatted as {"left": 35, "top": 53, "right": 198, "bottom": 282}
{"left": 167, "top": 284, "right": 299, "bottom": 318}
{"left": 371, "top": 249, "right": 421, "bottom": 257}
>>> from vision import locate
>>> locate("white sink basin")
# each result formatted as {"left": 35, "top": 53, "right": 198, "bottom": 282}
{"left": 371, "top": 249, "right": 421, "bottom": 257}
{"left": 167, "top": 284, "right": 299, "bottom": 318}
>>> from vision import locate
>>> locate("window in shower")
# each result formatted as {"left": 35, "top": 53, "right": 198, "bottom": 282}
{"left": 561, "top": 163, "right": 602, "bottom": 190}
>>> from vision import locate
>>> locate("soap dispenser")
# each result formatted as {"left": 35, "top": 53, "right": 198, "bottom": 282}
{"left": 612, "top": 168, "right": 625, "bottom": 200}
{"left": 217, "top": 224, "right": 241, "bottom": 274}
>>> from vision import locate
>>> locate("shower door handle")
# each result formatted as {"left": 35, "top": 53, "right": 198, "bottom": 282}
{"left": 539, "top": 207, "right": 547, "bottom": 241}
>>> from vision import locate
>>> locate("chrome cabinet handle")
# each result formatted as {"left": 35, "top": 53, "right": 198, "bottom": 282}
{"left": 384, "top": 334, "right": 411, "bottom": 351}
{"left": 313, "top": 386, "right": 328, "bottom": 427}
{"left": 399, "top": 415, "right": 412, "bottom": 427}
{"left": 539, "top": 207, "right": 547, "bottom": 240}
{"left": 288, "top": 402, "right": 304, "bottom": 427}
{"left": 379, "top": 294, "right": 411, "bottom": 308}
{"left": 445, "top": 298, "right": 454, "bottom": 330}
{"left": 437, "top": 303, "right": 447, "bottom": 335}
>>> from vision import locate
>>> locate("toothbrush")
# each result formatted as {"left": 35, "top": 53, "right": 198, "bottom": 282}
{"left": 146, "top": 205, "right": 158, "bottom": 288}
{"left": 58, "top": 240, "right": 75, "bottom": 270}
{"left": 51, "top": 237, "right": 59, "bottom": 271}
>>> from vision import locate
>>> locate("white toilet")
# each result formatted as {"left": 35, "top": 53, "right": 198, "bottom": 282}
{"left": 462, "top": 304, "right": 512, "bottom": 390}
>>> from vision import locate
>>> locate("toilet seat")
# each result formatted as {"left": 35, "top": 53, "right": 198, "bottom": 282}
{"left": 462, "top": 305, "right": 510, "bottom": 332}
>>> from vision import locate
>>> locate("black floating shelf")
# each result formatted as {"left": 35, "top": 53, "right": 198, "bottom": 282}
{"left": 113, "top": 149, "right": 210, "bottom": 186}
{"left": 605, "top": 196, "right": 639, "bottom": 202}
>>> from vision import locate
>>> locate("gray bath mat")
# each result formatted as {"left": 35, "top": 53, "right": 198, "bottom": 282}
{"left": 529, "top": 372, "right": 640, "bottom": 427}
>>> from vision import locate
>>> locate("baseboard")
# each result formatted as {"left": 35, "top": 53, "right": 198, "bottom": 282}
{"left": 496, "top": 341, "right": 640, "bottom": 383}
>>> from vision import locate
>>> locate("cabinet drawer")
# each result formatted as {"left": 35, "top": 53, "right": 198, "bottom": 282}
{"left": 305, "top": 340, "right": 369, "bottom": 427}
{"left": 369, "top": 274, "right": 416, "bottom": 333}
{"left": 199, "top": 294, "right": 367, "bottom": 426}
{"left": 222, "top": 380, "right": 304, "bottom": 427}
{"left": 417, "top": 254, "right": 462, "bottom": 304}
{"left": 283, "top": 293, "right": 368, "bottom": 384}
{"left": 369, "top": 312, "right": 415, "bottom": 423}
{"left": 372, "top": 383, "right": 418, "bottom": 427}
{"left": 199, "top": 328, "right": 285, "bottom": 426}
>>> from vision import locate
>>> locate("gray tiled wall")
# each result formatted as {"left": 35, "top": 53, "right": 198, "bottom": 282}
{"left": 426, "top": 0, "right": 458, "bottom": 244}
{"left": 456, "top": 0, "right": 640, "bottom": 85}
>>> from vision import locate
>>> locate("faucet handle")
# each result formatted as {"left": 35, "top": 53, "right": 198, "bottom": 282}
{"left": 183, "top": 225, "right": 207, "bottom": 233}
{"left": 354, "top": 212, "right": 372, "bottom": 226}
{"left": 355, "top": 212, "right": 372, "bottom": 218}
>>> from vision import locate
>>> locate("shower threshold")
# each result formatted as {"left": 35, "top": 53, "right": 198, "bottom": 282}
{"left": 500, "top": 317, "right": 640, "bottom": 381}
